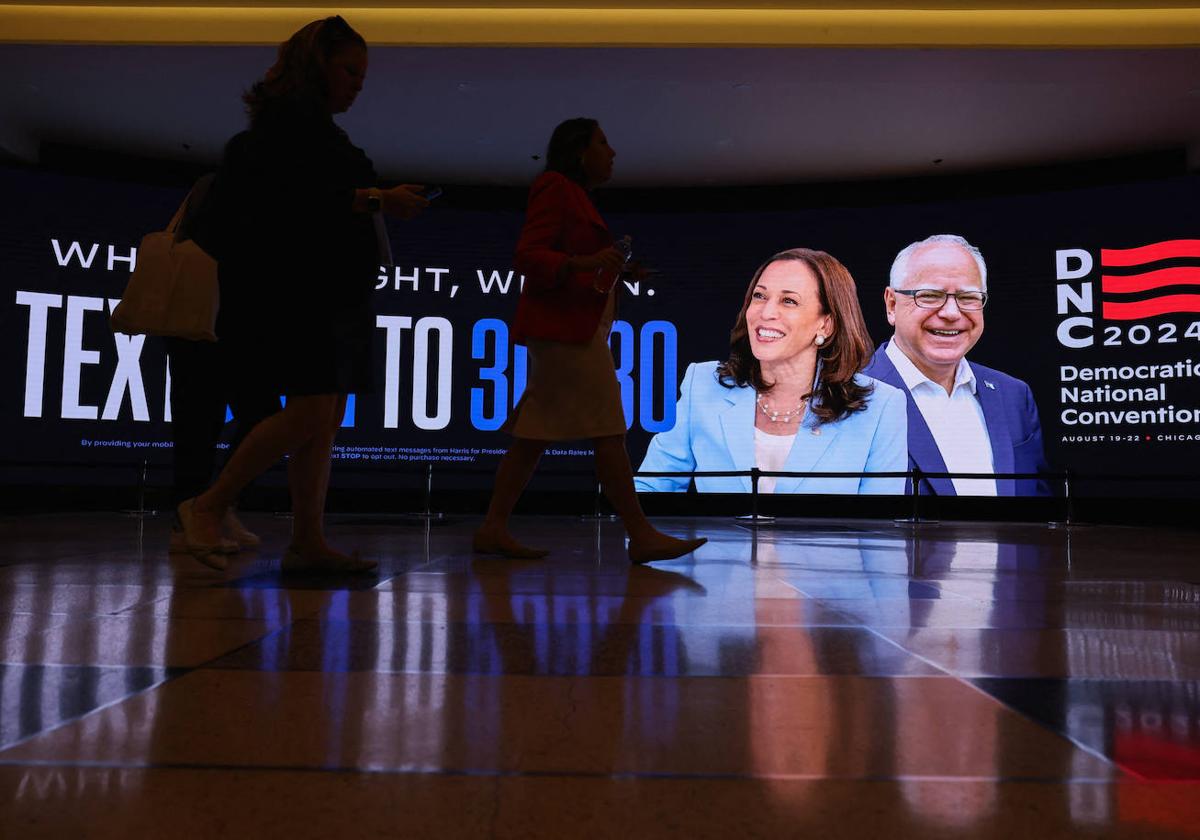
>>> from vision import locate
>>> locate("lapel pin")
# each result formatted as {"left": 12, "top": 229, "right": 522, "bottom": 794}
{"left": 985, "top": 381, "right": 996, "bottom": 390}
{"left": 811, "top": 428, "right": 821, "bottom": 436}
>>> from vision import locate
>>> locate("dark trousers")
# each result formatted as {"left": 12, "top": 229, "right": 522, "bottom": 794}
{"left": 165, "top": 337, "right": 281, "bottom": 507}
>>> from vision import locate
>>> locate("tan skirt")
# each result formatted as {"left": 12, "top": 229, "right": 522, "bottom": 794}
{"left": 505, "top": 293, "right": 627, "bottom": 441}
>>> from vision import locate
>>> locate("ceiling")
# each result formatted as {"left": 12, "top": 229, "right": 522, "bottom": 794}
{"left": 2, "top": 42, "right": 1199, "bottom": 187}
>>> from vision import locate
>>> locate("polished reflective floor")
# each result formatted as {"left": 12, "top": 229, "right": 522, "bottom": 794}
{"left": 1, "top": 513, "right": 1198, "bottom": 838}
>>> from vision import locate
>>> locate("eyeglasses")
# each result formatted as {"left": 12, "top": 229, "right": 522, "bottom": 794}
{"left": 894, "top": 288, "right": 987, "bottom": 311}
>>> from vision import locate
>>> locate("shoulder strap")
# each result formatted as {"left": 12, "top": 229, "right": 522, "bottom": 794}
{"left": 166, "top": 193, "right": 191, "bottom": 235}
{"left": 169, "top": 173, "right": 217, "bottom": 240}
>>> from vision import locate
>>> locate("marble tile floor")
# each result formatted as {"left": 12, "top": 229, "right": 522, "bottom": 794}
{"left": 0, "top": 512, "right": 1198, "bottom": 838}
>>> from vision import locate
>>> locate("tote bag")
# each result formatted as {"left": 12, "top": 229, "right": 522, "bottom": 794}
{"left": 110, "top": 180, "right": 219, "bottom": 341}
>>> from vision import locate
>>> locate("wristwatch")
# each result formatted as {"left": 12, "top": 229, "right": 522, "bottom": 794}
{"left": 366, "top": 188, "right": 382, "bottom": 213}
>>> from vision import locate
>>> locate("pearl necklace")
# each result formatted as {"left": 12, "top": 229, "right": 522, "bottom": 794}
{"left": 756, "top": 394, "right": 807, "bottom": 423}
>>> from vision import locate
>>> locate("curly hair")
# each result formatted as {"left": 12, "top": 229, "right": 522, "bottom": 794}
{"left": 717, "top": 248, "right": 874, "bottom": 425}
{"left": 243, "top": 16, "right": 366, "bottom": 122}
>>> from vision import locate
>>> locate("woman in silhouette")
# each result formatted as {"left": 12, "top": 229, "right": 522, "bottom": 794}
{"left": 474, "top": 118, "right": 706, "bottom": 564}
{"left": 177, "top": 16, "right": 427, "bottom": 571}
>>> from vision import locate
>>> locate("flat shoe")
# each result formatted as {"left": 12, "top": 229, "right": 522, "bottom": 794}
{"left": 175, "top": 499, "right": 229, "bottom": 570}
{"left": 222, "top": 509, "right": 261, "bottom": 549}
{"left": 282, "top": 545, "right": 376, "bottom": 573}
{"left": 629, "top": 536, "right": 707, "bottom": 565}
{"left": 170, "top": 527, "right": 238, "bottom": 556}
{"left": 472, "top": 532, "right": 549, "bottom": 559}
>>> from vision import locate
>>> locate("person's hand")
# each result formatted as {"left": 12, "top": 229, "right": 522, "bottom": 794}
{"left": 571, "top": 246, "right": 626, "bottom": 275}
{"left": 382, "top": 184, "right": 429, "bottom": 220}
{"left": 622, "top": 260, "right": 653, "bottom": 282}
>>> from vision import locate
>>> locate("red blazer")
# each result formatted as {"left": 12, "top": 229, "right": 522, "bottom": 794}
{"left": 512, "top": 171, "right": 617, "bottom": 344}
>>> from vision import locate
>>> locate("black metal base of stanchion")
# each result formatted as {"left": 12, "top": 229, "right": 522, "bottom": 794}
{"left": 582, "top": 484, "right": 619, "bottom": 522}
{"left": 735, "top": 513, "right": 775, "bottom": 525}
{"left": 125, "top": 460, "right": 156, "bottom": 519}
{"left": 327, "top": 512, "right": 453, "bottom": 527}
{"left": 397, "top": 512, "right": 450, "bottom": 524}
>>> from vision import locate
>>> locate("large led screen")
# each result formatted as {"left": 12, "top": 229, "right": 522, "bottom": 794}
{"left": 2, "top": 167, "right": 1198, "bottom": 497}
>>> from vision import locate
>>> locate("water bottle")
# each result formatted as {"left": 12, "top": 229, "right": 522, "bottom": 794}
{"left": 615, "top": 235, "right": 633, "bottom": 264}
{"left": 594, "top": 235, "right": 632, "bottom": 292}
{"left": 597, "top": 235, "right": 633, "bottom": 275}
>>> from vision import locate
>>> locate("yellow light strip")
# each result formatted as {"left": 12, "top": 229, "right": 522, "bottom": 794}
{"left": 2, "top": 6, "right": 1199, "bottom": 47}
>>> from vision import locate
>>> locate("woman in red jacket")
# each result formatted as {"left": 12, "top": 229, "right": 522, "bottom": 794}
{"left": 473, "top": 118, "right": 707, "bottom": 564}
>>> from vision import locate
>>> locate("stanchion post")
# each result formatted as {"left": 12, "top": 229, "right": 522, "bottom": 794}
{"left": 396, "top": 463, "right": 444, "bottom": 522}
{"left": 123, "top": 458, "right": 157, "bottom": 518}
{"left": 750, "top": 467, "right": 760, "bottom": 525}
{"left": 1064, "top": 468, "right": 1074, "bottom": 526}
{"left": 423, "top": 464, "right": 433, "bottom": 518}
{"left": 734, "top": 469, "right": 772, "bottom": 526}
{"left": 911, "top": 466, "right": 922, "bottom": 523}
{"left": 138, "top": 459, "right": 148, "bottom": 514}
{"left": 580, "top": 477, "right": 616, "bottom": 521}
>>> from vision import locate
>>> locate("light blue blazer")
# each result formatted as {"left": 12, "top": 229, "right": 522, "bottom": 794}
{"left": 635, "top": 361, "right": 908, "bottom": 494}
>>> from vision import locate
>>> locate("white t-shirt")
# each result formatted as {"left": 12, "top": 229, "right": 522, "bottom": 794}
{"left": 885, "top": 341, "right": 997, "bottom": 496}
{"left": 755, "top": 427, "right": 797, "bottom": 494}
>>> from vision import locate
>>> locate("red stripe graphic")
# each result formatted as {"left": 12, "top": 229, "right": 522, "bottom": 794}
{"left": 1101, "top": 266, "right": 1200, "bottom": 294}
{"left": 1102, "top": 294, "right": 1200, "bottom": 320}
{"left": 1101, "top": 239, "right": 1200, "bottom": 267}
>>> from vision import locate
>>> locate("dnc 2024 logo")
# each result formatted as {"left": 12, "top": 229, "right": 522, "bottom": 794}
{"left": 1056, "top": 239, "right": 1200, "bottom": 349}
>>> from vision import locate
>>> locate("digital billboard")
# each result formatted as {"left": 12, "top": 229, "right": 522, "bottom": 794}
{"left": 2, "top": 166, "right": 1197, "bottom": 498}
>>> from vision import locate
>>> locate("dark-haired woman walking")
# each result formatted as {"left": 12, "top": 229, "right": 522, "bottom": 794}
{"left": 177, "top": 16, "right": 427, "bottom": 571}
{"left": 473, "top": 118, "right": 707, "bottom": 564}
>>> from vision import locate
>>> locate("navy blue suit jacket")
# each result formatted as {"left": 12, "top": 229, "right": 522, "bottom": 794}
{"left": 862, "top": 341, "right": 1052, "bottom": 496}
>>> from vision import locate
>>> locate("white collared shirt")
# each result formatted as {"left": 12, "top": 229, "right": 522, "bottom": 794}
{"left": 885, "top": 341, "right": 997, "bottom": 496}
